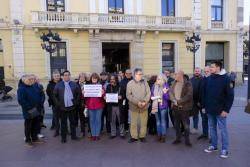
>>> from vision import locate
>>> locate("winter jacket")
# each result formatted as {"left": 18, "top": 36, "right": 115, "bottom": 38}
{"left": 53, "top": 80, "right": 81, "bottom": 111}
{"left": 203, "top": 72, "right": 234, "bottom": 115}
{"left": 169, "top": 80, "right": 193, "bottom": 111}
{"left": 190, "top": 75, "right": 203, "bottom": 105}
{"left": 17, "top": 82, "right": 44, "bottom": 119}
{"left": 46, "top": 80, "right": 60, "bottom": 106}
{"left": 126, "top": 79, "right": 151, "bottom": 112}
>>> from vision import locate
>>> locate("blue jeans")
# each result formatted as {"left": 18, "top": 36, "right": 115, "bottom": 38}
{"left": 155, "top": 109, "right": 168, "bottom": 136}
{"left": 208, "top": 114, "right": 229, "bottom": 151}
{"left": 89, "top": 109, "right": 103, "bottom": 137}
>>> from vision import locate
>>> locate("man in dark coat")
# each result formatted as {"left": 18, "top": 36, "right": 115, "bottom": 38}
{"left": 46, "top": 71, "right": 61, "bottom": 136}
{"left": 120, "top": 69, "right": 133, "bottom": 131}
{"left": 203, "top": 61, "right": 234, "bottom": 159}
{"left": 106, "top": 74, "right": 125, "bottom": 138}
{"left": 53, "top": 70, "right": 81, "bottom": 143}
{"left": 169, "top": 70, "right": 193, "bottom": 147}
{"left": 190, "top": 67, "right": 203, "bottom": 135}
{"left": 100, "top": 72, "right": 110, "bottom": 133}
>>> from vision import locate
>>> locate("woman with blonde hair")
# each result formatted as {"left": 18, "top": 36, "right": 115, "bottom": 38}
{"left": 150, "top": 74, "right": 170, "bottom": 143}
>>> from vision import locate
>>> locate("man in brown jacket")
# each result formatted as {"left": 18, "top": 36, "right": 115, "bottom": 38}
{"left": 126, "top": 68, "right": 151, "bottom": 143}
{"left": 169, "top": 70, "right": 193, "bottom": 146}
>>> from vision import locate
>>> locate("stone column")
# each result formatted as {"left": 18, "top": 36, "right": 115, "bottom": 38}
{"left": 89, "top": 29, "right": 102, "bottom": 73}
{"left": 10, "top": 0, "right": 25, "bottom": 78}
{"left": 131, "top": 31, "right": 145, "bottom": 70}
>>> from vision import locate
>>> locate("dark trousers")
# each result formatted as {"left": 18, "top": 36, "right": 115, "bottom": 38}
{"left": 101, "top": 106, "right": 111, "bottom": 133}
{"left": 173, "top": 109, "right": 190, "bottom": 142}
{"left": 52, "top": 106, "right": 60, "bottom": 133}
{"left": 24, "top": 117, "right": 40, "bottom": 142}
{"left": 75, "top": 107, "right": 85, "bottom": 134}
{"left": 60, "top": 109, "right": 76, "bottom": 140}
{"left": 201, "top": 111, "right": 208, "bottom": 136}
{"left": 168, "top": 101, "right": 175, "bottom": 127}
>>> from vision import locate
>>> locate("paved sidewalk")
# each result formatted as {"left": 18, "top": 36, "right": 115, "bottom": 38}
{"left": 0, "top": 84, "right": 249, "bottom": 167}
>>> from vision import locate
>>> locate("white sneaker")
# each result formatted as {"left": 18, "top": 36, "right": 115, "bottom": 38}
{"left": 204, "top": 146, "right": 218, "bottom": 153}
{"left": 190, "top": 128, "right": 199, "bottom": 134}
{"left": 220, "top": 150, "right": 229, "bottom": 159}
{"left": 37, "top": 134, "right": 45, "bottom": 138}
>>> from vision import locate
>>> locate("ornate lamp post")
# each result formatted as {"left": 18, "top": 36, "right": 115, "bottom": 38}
{"left": 185, "top": 32, "right": 201, "bottom": 70}
{"left": 40, "top": 30, "right": 61, "bottom": 53}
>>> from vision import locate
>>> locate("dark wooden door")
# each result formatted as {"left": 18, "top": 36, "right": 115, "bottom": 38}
{"left": 50, "top": 42, "right": 67, "bottom": 75}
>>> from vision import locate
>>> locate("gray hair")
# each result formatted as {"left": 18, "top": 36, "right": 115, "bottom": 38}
{"left": 133, "top": 68, "right": 143, "bottom": 75}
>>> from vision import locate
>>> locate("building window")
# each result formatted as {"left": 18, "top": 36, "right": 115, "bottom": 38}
{"left": 161, "top": 0, "right": 175, "bottom": 16}
{"left": 108, "top": 0, "right": 124, "bottom": 14}
{"left": 205, "top": 42, "right": 224, "bottom": 67}
{"left": 0, "top": 39, "right": 3, "bottom": 52}
{"left": 211, "top": 0, "right": 223, "bottom": 21}
{"left": 162, "top": 43, "right": 175, "bottom": 72}
{"left": 47, "top": 0, "right": 65, "bottom": 12}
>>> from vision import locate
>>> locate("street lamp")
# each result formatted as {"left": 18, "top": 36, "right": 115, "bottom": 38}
{"left": 185, "top": 32, "right": 201, "bottom": 70}
{"left": 40, "top": 30, "right": 61, "bottom": 53}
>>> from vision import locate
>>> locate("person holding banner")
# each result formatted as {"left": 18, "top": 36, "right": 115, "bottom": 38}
{"left": 85, "top": 73, "right": 105, "bottom": 141}
{"left": 105, "top": 74, "right": 125, "bottom": 139}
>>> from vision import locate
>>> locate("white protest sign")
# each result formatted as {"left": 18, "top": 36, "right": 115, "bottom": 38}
{"left": 84, "top": 84, "right": 102, "bottom": 97}
{"left": 106, "top": 93, "right": 118, "bottom": 103}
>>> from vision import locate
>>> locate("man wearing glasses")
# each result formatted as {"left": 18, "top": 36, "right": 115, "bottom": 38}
{"left": 53, "top": 70, "right": 81, "bottom": 143}
{"left": 126, "top": 68, "right": 151, "bottom": 143}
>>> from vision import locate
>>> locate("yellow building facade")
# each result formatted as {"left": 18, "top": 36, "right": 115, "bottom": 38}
{"left": 0, "top": 0, "right": 244, "bottom": 86}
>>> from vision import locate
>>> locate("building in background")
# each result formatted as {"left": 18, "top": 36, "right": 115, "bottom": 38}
{"left": 0, "top": 0, "right": 244, "bottom": 87}
{"left": 243, "top": 25, "right": 249, "bottom": 75}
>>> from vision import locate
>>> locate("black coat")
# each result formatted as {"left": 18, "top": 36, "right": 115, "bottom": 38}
{"left": 190, "top": 75, "right": 203, "bottom": 105}
{"left": 46, "top": 80, "right": 57, "bottom": 106}
{"left": 119, "top": 77, "right": 132, "bottom": 108}
{"left": 106, "top": 83, "right": 125, "bottom": 123}
{"left": 53, "top": 81, "right": 81, "bottom": 111}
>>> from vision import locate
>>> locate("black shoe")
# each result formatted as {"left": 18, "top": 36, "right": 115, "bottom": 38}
{"left": 197, "top": 134, "right": 208, "bottom": 140}
{"left": 185, "top": 141, "right": 192, "bottom": 147}
{"left": 71, "top": 136, "right": 80, "bottom": 141}
{"left": 110, "top": 136, "right": 116, "bottom": 139}
{"left": 128, "top": 138, "right": 138, "bottom": 143}
{"left": 25, "top": 141, "right": 34, "bottom": 148}
{"left": 139, "top": 138, "right": 146, "bottom": 143}
{"left": 120, "top": 136, "right": 126, "bottom": 139}
{"left": 54, "top": 132, "right": 59, "bottom": 137}
{"left": 61, "top": 139, "right": 67, "bottom": 143}
{"left": 172, "top": 139, "right": 181, "bottom": 145}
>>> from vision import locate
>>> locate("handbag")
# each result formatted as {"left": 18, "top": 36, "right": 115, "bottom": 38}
{"left": 27, "top": 107, "right": 40, "bottom": 119}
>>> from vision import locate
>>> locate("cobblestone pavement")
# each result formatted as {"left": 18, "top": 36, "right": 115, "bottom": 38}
{"left": 0, "top": 83, "right": 249, "bottom": 167}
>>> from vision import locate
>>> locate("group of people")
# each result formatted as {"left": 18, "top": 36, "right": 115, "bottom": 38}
{"left": 17, "top": 61, "right": 234, "bottom": 159}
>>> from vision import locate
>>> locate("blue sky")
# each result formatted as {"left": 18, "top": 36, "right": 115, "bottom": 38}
{"left": 245, "top": 0, "right": 250, "bottom": 25}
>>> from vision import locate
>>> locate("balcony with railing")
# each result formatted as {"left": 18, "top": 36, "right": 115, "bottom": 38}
{"left": 211, "top": 21, "right": 224, "bottom": 29}
{"left": 31, "top": 11, "right": 193, "bottom": 31}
